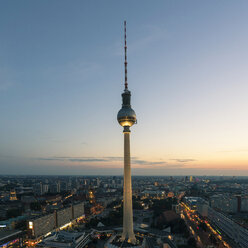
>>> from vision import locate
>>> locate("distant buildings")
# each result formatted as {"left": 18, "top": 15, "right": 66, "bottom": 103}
{"left": 0, "top": 174, "right": 248, "bottom": 248}
{"left": 141, "top": 190, "right": 165, "bottom": 199}
{"left": 36, "top": 230, "right": 91, "bottom": 248}
{"left": 9, "top": 190, "right": 17, "bottom": 201}
{"left": 241, "top": 196, "right": 248, "bottom": 212}
{"left": 27, "top": 202, "right": 84, "bottom": 242}
{"left": 210, "top": 194, "right": 248, "bottom": 213}
{"left": 189, "top": 176, "right": 194, "bottom": 183}
{"left": 0, "top": 230, "right": 24, "bottom": 248}
{"left": 184, "top": 196, "right": 248, "bottom": 248}
{"left": 208, "top": 207, "right": 248, "bottom": 248}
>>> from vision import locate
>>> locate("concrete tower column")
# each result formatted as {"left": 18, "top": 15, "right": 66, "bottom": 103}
{"left": 122, "top": 126, "right": 136, "bottom": 243}
{"left": 117, "top": 21, "right": 137, "bottom": 244}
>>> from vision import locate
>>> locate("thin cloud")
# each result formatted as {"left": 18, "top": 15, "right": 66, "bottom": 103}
{"left": 35, "top": 156, "right": 167, "bottom": 166}
{"left": 170, "top": 159, "right": 197, "bottom": 163}
{"left": 105, "top": 157, "right": 124, "bottom": 161}
{"left": 68, "top": 158, "right": 106, "bottom": 162}
{"left": 133, "top": 159, "right": 165, "bottom": 165}
{"left": 36, "top": 157, "right": 107, "bottom": 162}
{"left": 37, "top": 158, "right": 62, "bottom": 161}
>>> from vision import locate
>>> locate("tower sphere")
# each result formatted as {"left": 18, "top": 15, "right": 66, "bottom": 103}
{"left": 117, "top": 106, "right": 136, "bottom": 127}
{"left": 117, "top": 89, "right": 136, "bottom": 127}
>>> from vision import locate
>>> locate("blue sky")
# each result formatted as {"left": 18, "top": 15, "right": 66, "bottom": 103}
{"left": 1, "top": 0, "right": 248, "bottom": 175}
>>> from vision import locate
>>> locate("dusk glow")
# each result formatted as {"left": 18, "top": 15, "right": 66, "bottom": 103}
{"left": 1, "top": 1, "right": 248, "bottom": 175}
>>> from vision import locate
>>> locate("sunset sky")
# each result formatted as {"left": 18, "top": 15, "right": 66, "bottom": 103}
{"left": 1, "top": 0, "right": 248, "bottom": 175}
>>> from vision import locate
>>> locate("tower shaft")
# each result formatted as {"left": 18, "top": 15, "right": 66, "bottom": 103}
{"left": 118, "top": 21, "right": 137, "bottom": 244}
{"left": 122, "top": 128, "right": 136, "bottom": 243}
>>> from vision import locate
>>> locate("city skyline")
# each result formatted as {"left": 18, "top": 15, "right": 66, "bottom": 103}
{"left": 1, "top": 1, "right": 248, "bottom": 176}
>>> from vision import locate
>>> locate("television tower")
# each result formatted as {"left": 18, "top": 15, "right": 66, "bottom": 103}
{"left": 117, "top": 21, "right": 136, "bottom": 243}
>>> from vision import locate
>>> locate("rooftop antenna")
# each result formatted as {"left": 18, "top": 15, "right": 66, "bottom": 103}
{"left": 124, "top": 21, "right": 128, "bottom": 90}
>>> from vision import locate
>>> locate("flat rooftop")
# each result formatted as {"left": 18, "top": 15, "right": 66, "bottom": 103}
{"left": 0, "top": 230, "right": 23, "bottom": 242}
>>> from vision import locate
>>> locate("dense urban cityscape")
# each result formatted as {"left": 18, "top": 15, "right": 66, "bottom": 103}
{"left": 0, "top": 175, "right": 248, "bottom": 248}
{"left": 1, "top": 1, "right": 248, "bottom": 248}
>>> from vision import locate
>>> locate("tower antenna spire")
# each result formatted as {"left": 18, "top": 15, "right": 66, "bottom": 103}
{"left": 124, "top": 21, "right": 128, "bottom": 90}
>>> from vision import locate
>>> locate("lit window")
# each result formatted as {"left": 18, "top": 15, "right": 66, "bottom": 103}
{"left": 29, "top": 221, "right": 33, "bottom": 229}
